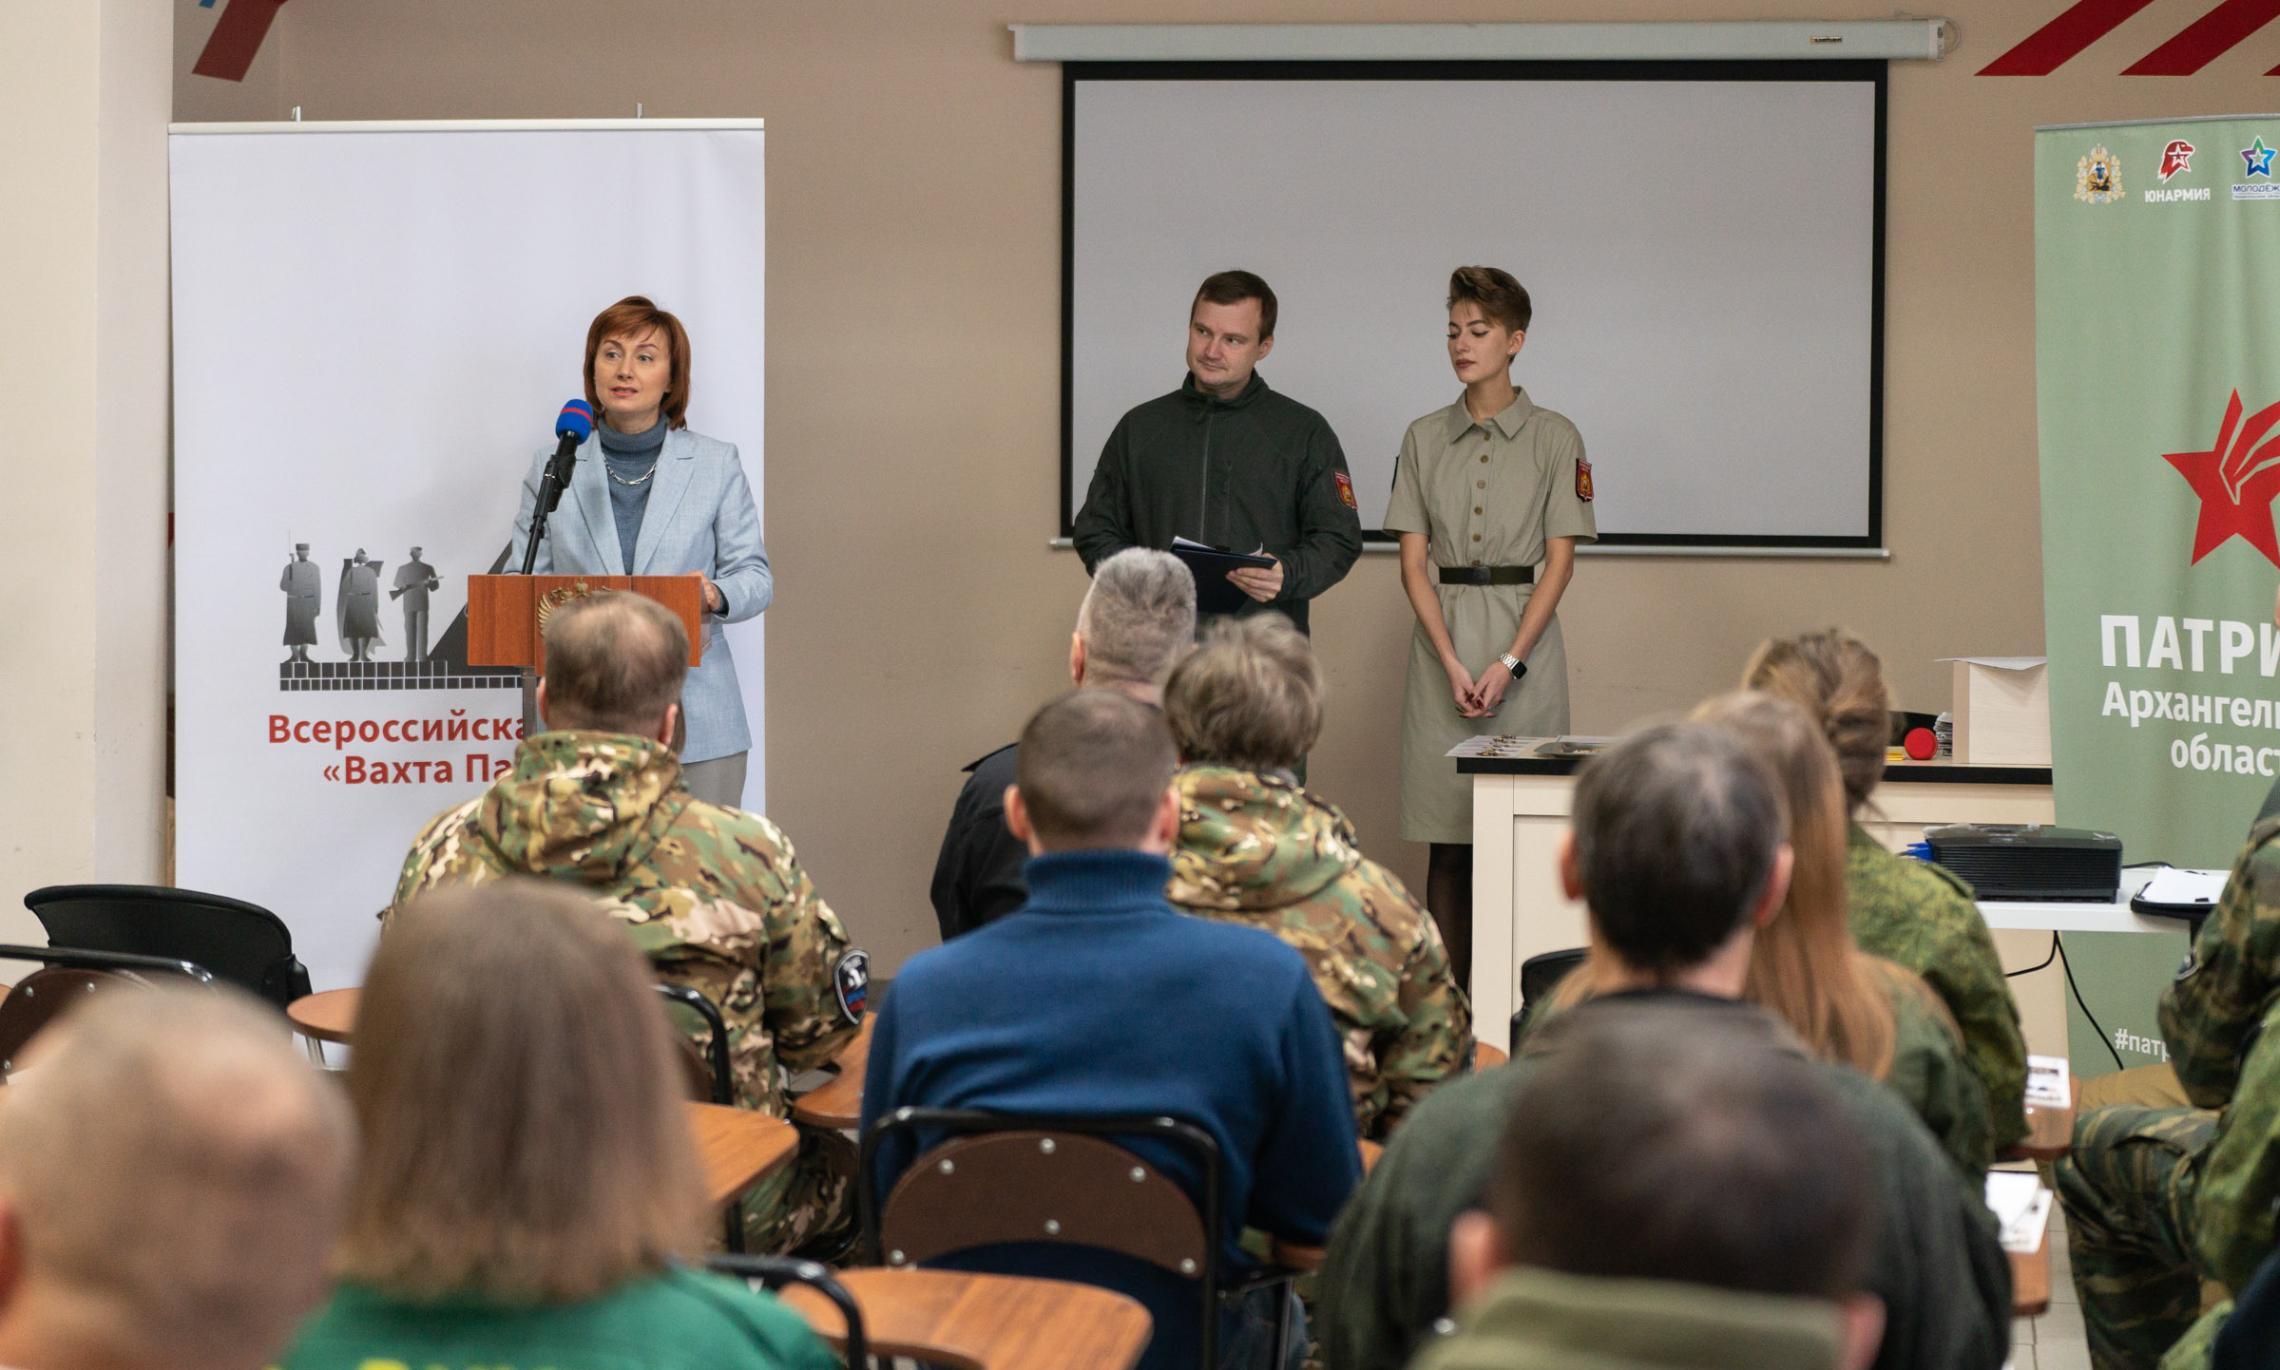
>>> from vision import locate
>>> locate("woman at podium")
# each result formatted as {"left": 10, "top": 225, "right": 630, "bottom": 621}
{"left": 506, "top": 296, "right": 769, "bottom": 808}
{"left": 1385, "top": 267, "right": 1597, "bottom": 990}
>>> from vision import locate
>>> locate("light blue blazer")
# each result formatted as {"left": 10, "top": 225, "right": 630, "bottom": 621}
{"left": 507, "top": 427, "right": 770, "bottom": 764}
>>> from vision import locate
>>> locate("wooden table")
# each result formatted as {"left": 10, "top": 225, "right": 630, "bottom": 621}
{"left": 286, "top": 987, "right": 360, "bottom": 1044}
{"left": 790, "top": 1016, "right": 873, "bottom": 1130}
{"left": 2012, "top": 1228, "right": 2051, "bottom": 1318}
{"left": 781, "top": 1268, "right": 1151, "bottom": 1370}
{"left": 689, "top": 1102, "right": 799, "bottom": 1206}
{"left": 284, "top": 989, "right": 793, "bottom": 1208}
{"left": 2009, "top": 1078, "right": 2079, "bottom": 1164}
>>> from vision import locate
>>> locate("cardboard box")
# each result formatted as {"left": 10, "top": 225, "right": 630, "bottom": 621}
{"left": 1943, "top": 656, "right": 2051, "bottom": 765}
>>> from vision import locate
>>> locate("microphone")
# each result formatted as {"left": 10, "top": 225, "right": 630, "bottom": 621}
{"left": 545, "top": 399, "right": 595, "bottom": 506}
{"left": 521, "top": 399, "right": 595, "bottom": 575}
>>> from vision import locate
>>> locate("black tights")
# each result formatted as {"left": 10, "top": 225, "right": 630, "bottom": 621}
{"left": 1426, "top": 842, "right": 1473, "bottom": 994}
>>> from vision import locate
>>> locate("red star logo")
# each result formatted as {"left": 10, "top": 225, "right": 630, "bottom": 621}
{"left": 2165, "top": 390, "right": 2280, "bottom": 568}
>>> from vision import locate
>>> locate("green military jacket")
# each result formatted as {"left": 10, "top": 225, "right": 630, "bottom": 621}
{"left": 1165, "top": 765, "right": 1469, "bottom": 1137}
{"left": 2161, "top": 814, "right": 2280, "bottom": 1291}
{"left": 1409, "top": 1268, "right": 1848, "bottom": 1370}
{"left": 1317, "top": 993, "right": 2012, "bottom": 1370}
{"left": 1879, "top": 961, "right": 1997, "bottom": 1181}
{"left": 1846, "top": 825, "right": 2029, "bottom": 1150}
{"left": 388, "top": 731, "right": 861, "bottom": 1118}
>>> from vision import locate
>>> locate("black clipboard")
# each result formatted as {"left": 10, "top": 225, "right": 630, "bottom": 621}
{"left": 1171, "top": 538, "right": 1274, "bottom": 616}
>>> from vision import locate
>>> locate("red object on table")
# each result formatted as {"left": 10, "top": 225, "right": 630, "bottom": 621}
{"left": 1903, "top": 727, "right": 1938, "bottom": 761}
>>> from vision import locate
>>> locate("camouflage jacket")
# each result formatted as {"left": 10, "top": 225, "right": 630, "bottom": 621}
{"left": 1165, "top": 765, "right": 1469, "bottom": 1137}
{"left": 1879, "top": 960, "right": 1996, "bottom": 1181}
{"left": 1846, "top": 825, "right": 2029, "bottom": 1150}
{"left": 387, "top": 731, "right": 861, "bottom": 1117}
{"left": 2161, "top": 815, "right": 2280, "bottom": 1290}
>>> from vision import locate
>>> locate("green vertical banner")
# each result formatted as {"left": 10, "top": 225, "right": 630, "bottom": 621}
{"left": 2037, "top": 117, "right": 2280, "bottom": 1071}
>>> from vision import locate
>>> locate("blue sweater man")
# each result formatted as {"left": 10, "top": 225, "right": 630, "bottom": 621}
{"left": 860, "top": 692, "right": 1361, "bottom": 1370}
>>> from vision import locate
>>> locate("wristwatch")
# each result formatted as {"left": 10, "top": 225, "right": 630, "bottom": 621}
{"left": 1500, "top": 653, "right": 1527, "bottom": 681}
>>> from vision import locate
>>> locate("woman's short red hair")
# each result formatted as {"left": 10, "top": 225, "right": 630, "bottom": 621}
{"left": 584, "top": 296, "right": 693, "bottom": 430}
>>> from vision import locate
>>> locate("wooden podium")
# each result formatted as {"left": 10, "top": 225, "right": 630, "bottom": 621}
{"left": 465, "top": 575, "right": 706, "bottom": 673}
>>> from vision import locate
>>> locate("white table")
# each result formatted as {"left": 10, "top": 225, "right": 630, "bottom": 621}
{"left": 1463, "top": 742, "right": 2195, "bottom": 1059}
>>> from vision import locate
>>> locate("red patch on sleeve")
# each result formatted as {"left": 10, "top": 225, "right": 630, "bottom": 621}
{"left": 1575, "top": 457, "right": 1594, "bottom": 503}
{"left": 1333, "top": 471, "right": 1358, "bottom": 510}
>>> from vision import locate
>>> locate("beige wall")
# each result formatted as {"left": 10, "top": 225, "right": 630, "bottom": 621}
{"left": 0, "top": 0, "right": 172, "bottom": 935}
{"left": 169, "top": 0, "right": 2277, "bottom": 973}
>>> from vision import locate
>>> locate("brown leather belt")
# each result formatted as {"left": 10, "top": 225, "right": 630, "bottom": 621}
{"left": 1438, "top": 565, "right": 1534, "bottom": 586}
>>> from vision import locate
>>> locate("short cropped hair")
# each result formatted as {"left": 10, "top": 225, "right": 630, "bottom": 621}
{"left": 1448, "top": 265, "right": 1532, "bottom": 334}
{"left": 1492, "top": 1010, "right": 1874, "bottom": 1298}
{"left": 584, "top": 295, "right": 693, "bottom": 429}
{"left": 340, "top": 882, "right": 710, "bottom": 1301}
{"left": 1078, "top": 549, "right": 1197, "bottom": 687}
{"left": 1194, "top": 270, "right": 1278, "bottom": 340}
{"left": 1016, "top": 690, "right": 1177, "bottom": 849}
{"left": 0, "top": 985, "right": 354, "bottom": 1368}
{"left": 1570, "top": 721, "right": 1786, "bottom": 974}
{"left": 541, "top": 591, "right": 689, "bottom": 736}
{"left": 1163, "top": 613, "right": 1322, "bottom": 772}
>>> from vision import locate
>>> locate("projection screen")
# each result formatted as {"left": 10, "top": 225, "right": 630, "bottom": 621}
{"left": 1063, "top": 62, "right": 1885, "bottom": 549}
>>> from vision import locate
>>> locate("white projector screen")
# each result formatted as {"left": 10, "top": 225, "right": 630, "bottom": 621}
{"left": 1064, "top": 64, "right": 1884, "bottom": 549}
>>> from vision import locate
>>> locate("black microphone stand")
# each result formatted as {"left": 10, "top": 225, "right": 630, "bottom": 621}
{"left": 519, "top": 447, "right": 575, "bottom": 576}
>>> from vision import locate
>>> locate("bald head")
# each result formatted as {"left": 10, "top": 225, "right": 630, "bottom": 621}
{"left": 539, "top": 591, "right": 689, "bottom": 736}
{"left": 0, "top": 986, "right": 354, "bottom": 1370}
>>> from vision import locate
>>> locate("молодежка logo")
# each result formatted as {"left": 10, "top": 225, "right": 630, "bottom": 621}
{"left": 2165, "top": 391, "right": 2280, "bottom": 568}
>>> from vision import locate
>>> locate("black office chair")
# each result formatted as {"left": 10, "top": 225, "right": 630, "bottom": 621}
{"left": 705, "top": 1254, "right": 868, "bottom": 1368}
{"left": 22, "top": 885, "right": 310, "bottom": 1013}
{"left": 1510, "top": 946, "right": 1590, "bottom": 1052}
{"left": 655, "top": 982, "right": 734, "bottom": 1107}
{"left": 861, "top": 1107, "right": 1295, "bottom": 1370}
{"left": 0, "top": 945, "right": 216, "bottom": 1080}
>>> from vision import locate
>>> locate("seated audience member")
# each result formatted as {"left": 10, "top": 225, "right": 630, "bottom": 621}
{"left": 0, "top": 985, "right": 353, "bottom": 1370}
{"left": 1419, "top": 1011, "right": 1886, "bottom": 1370}
{"left": 864, "top": 690, "right": 1362, "bottom": 1370}
{"left": 1747, "top": 628, "right": 2030, "bottom": 1152}
{"left": 1549, "top": 693, "right": 1993, "bottom": 1178}
{"left": 2057, "top": 811, "right": 2280, "bottom": 1369}
{"left": 1161, "top": 613, "right": 1468, "bottom": 1137}
{"left": 387, "top": 590, "right": 865, "bottom": 1253}
{"left": 282, "top": 882, "right": 834, "bottom": 1370}
{"left": 930, "top": 547, "right": 1196, "bottom": 940}
{"left": 1317, "top": 721, "right": 2010, "bottom": 1370}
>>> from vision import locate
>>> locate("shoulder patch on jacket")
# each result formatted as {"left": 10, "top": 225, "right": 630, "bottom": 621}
{"left": 1333, "top": 470, "right": 1358, "bottom": 509}
{"left": 834, "top": 949, "right": 871, "bottom": 1024}
{"left": 1574, "top": 456, "right": 1594, "bottom": 502}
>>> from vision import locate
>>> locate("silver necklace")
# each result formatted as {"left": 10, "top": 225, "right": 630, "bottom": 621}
{"left": 608, "top": 462, "right": 659, "bottom": 487}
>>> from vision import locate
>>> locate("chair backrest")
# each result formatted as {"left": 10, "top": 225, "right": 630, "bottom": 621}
{"left": 1512, "top": 946, "right": 1591, "bottom": 1051}
{"left": 654, "top": 982, "right": 733, "bottom": 1106}
{"left": 0, "top": 946, "right": 217, "bottom": 1081}
{"left": 705, "top": 1254, "right": 867, "bottom": 1368}
{"left": 862, "top": 1108, "right": 1224, "bottom": 1369}
{"left": 23, "top": 885, "right": 309, "bottom": 1011}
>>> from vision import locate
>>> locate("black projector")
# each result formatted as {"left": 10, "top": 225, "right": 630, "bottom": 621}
{"left": 1922, "top": 824, "right": 2123, "bottom": 902}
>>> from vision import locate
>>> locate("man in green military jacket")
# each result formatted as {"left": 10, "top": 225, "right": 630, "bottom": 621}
{"left": 386, "top": 591, "right": 866, "bottom": 1254}
{"left": 2058, "top": 814, "right": 2280, "bottom": 1367}
{"left": 1161, "top": 615, "right": 1468, "bottom": 1138}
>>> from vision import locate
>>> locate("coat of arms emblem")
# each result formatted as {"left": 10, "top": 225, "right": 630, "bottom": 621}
{"left": 2076, "top": 145, "right": 2123, "bottom": 204}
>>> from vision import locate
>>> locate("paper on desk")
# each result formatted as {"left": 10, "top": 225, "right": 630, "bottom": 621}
{"left": 1985, "top": 1171, "right": 2053, "bottom": 1254}
{"left": 2025, "top": 1054, "right": 2070, "bottom": 1109}
{"left": 2136, "top": 868, "right": 2231, "bottom": 908}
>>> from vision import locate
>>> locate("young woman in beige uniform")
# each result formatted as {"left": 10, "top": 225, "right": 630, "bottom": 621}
{"left": 1385, "top": 267, "right": 1597, "bottom": 990}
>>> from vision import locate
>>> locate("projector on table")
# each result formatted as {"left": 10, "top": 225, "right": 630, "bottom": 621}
{"left": 1922, "top": 824, "right": 2123, "bottom": 903}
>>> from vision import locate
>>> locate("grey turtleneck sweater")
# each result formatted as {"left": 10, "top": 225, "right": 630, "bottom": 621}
{"left": 597, "top": 417, "right": 667, "bottom": 571}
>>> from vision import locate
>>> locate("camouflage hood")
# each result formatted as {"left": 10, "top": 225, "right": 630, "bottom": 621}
{"left": 465, "top": 731, "right": 687, "bottom": 881}
{"left": 1168, "top": 764, "right": 1361, "bottom": 912}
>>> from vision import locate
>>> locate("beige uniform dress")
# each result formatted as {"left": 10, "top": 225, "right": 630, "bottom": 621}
{"left": 1386, "top": 388, "right": 1596, "bottom": 843}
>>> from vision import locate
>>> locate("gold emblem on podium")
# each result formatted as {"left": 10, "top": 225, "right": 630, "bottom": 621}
{"left": 536, "top": 580, "right": 600, "bottom": 634}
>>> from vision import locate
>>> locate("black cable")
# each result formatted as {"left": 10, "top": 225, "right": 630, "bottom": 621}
{"left": 2056, "top": 933, "right": 2128, "bottom": 1071}
{"left": 2005, "top": 931, "right": 2058, "bottom": 978}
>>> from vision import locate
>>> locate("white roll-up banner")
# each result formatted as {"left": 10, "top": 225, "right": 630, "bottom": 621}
{"left": 170, "top": 121, "right": 765, "bottom": 989}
